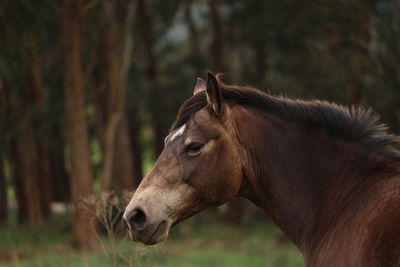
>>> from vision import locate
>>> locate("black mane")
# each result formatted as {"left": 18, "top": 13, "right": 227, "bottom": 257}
{"left": 173, "top": 83, "right": 400, "bottom": 162}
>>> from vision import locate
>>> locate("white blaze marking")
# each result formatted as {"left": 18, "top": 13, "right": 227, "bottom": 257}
{"left": 170, "top": 124, "right": 186, "bottom": 142}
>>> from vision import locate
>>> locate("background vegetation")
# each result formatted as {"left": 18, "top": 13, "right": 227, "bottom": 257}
{"left": 0, "top": 0, "right": 399, "bottom": 266}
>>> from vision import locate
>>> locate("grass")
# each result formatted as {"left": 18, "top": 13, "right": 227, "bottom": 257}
{"left": 0, "top": 210, "right": 304, "bottom": 267}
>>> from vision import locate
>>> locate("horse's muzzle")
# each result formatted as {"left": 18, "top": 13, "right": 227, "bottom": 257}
{"left": 124, "top": 208, "right": 147, "bottom": 232}
{"left": 123, "top": 206, "right": 171, "bottom": 245}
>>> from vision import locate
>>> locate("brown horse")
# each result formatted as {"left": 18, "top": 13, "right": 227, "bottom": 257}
{"left": 124, "top": 72, "right": 400, "bottom": 266}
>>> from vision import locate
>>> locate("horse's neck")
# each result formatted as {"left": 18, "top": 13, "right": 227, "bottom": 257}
{"left": 232, "top": 107, "right": 397, "bottom": 252}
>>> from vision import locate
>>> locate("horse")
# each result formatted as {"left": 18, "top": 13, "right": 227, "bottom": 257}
{"left": 124, "top": 72, "right": 400, "bottom": 266}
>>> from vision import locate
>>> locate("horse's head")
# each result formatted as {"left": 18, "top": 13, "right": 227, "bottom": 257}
{"left": 123, "top": 72, "right": 243, "bottom": 245}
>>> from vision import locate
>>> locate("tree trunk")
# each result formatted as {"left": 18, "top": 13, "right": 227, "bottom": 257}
{"left": 128, "top": 106, "right": 143, "bottom": 186}
{"left": 17, "top": 110, "right": 44, "bottom": 227}
{"left": 9, "top": 140, "right": 29, "bottom": 224}
{"left": 98, "top": 0, "right": 123, "bottom": 192}
{"left": 0, "top": 156, "right": 7, "bottom": 223}
{"left": 253, "top": 40, "right": 267, "bottom": 86}
{"left": 50, "top": 121, "right": 70, "bottom": 202}
{"left": 62, "top": 0, "right": 98, "bottom": 251}
{"left": 37, "top": 143, "right": 52, "bottom": 216}
{"left": 236, "top": 42, "right": 251, "bottom": 84}
{"left": 113, "top": 117, "right": 135, "bottom": 189}
{"left": 97, "top": 0, "right": 136, "bottom": 192}
{"left": 2, "top": 82, "right": 29, "bottom": 224}
{"left": 3, "top": 76, "right": 43, "bottom": 226}
{"left": 29, "top": 48, "right": 52, "bottom": 217}
{"left": 137, "top": 0, "right": 165, "bottom": 157}
{"left": 209, "top": 0, "right": 225, "bottom": 72}
{"left": 0, "top": 83, "right": 8, "bottom": 224}
{"left": 347, "top": 0, "right": 372, "bottom": 105}
{"left": 185, "top": 2, "right": 203, "bottom": 76}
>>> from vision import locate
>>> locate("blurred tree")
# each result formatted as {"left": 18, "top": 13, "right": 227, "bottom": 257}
{"left": 137, "top": 0, "right": 165, "bottom": 157}
{"left": 0, "top": 156, "right": 6, "bottom": 223}
{"left": 366, "top": 0, "right": 400, "bottom": 133}
{"left": 16, "top": 77, "right": 44, "bottom": 226}
{"left": 49, "top": 122, "right": 70, "bottom": 202}
{"left": 0, "top": 0, "right": 58, "bottom": 225}
{"left": 127, "top": 105, "right": 143, "bottom": 185}
{"left": 184, "top": 1, "right": 204, "bottom": 76}
{"left": 93, "top": 0, "right": 137, "bottom": 191}
{"left": 344, "top": 0, "right": 373, "bottom": 105}
{"left": 1, "top": 62, "right": 45, "bottom": 227}
{"left": 0, "top": 80, "right": 8, "bottom": 223}
{"left": 227, "top": 0, "right": 270, "bottom": 86}
{"left": 62, "top": 0, "right": 98, "bottom": 250}
{"left": 46, "top": 67, "right": 70, "bottom": 202}
{"left": 28, "top": 48, "right": 53, "bottom": 217}
{"left": 209, "top": 0, "right": 225, "bottom": 72}
{"left": 2, "top": 82, "right": 29, "bottom": 224}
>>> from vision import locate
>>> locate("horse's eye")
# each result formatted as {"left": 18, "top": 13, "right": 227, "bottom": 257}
{"left": 185, "top": 142, "right": 203, "bottom": 155}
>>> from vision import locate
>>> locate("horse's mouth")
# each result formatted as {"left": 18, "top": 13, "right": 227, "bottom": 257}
{"left": 130, "top": 220, "right": 170, "bottom": 245}
{"left": 145, "top": 220, "right": 168, "bottom": 245}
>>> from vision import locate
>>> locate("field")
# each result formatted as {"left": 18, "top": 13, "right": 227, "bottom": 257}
{"left": 0, "top": 210, "right": 304, "bottom": 267}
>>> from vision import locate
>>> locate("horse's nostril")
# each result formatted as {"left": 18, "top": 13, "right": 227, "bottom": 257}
{"left": 129, "top": 208, "right": 147, "bottom": 232}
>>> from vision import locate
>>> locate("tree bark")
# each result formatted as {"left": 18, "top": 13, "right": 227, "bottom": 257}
{"left": 237, "top": 44, "right": 251, "bottom": 83}
{"left": 17, "top": 63, "right": 45, "bottom": 226}
{"left": 128, "top": 106, "right": 143, "bottom": 185}
{"left": 9, "top": 141, "right": 29, "bottom": 224}
{"left": 17, "top": 112, "right": 44, "bottom": 227}
{"left": 97, "top": 0, "right": 136, "bottom": 192}
{"left": 253, "top": 40, "right": 267, "bottom": 86}
{"left": 185, "top": 2, "right": 203, "bottom": 76}
{"left": 62, "top": 0, "right": 98, "bottom": 250}
{"left": 113, "top": 117, "right": 136, "bottom": 189}
{"left": 50, "top": 121, "right": 70, "bottom": 202}
{"left": 347, "top": 0, "right": 372, "bottom": 105}
{"left": 0, "top": 156, "right": 7, "bottom": 223}
{"left": 29, "top": 48, "right": 52, "bottom": 217}
{"left": 137, "top": 0, "right": 165, "bottom": 157}
{"left": 2, "top": 76, "right": 43, "bottom": 226}
{"left": 1, "top": 81, "right": 29, "bottom": 224}
{"left": 0, "top": 82, "right": 8, "bottom": 223}
{"left": 209, "top": 0, "right": 225, "bottom": 72}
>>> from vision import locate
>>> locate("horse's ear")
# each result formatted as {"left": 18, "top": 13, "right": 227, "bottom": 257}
{"left": 206, "top": 71, "right": 224, "bottom": 116}
{"left": 193, "top": 77, "right": 206, "bottom": 95}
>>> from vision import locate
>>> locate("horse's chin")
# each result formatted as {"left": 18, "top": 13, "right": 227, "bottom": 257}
{"left": 130, "top": 219, "right": 172, "bottom": 246}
